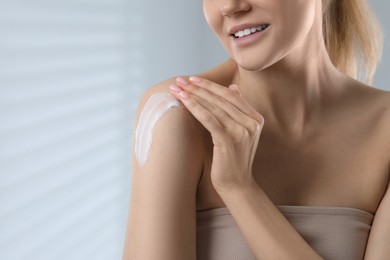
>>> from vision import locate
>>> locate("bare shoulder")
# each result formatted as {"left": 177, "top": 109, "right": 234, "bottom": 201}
{"left": 366, "top": 85, "right": 390, "bottom": 107}
{"left": 358, "top": 83, "right": 390, "bottom": 167}
{"left": 344, "top": 80, "right": 390, "bottom": 153}
{"left": 133, "top": 76, "right": 208, "bottom": 170}
{"left": 378, "top": 88, "right": 390, "bottom": 124}
{"left": 353, "top": 79, "right": 390, "bottom": 102}
{"left": 350, "top": 81, "right": 390, "bottom": 121}
{"left": 135, "top": 77, "right": 180, "bottom": 119}
{"left": 364, "top": 85, "right": 390, "bottom": 127}
{"left": 133, "top": 59, "right": 236, "bottom": 145}
{"left": 135, "top": 76, "right": 201, "bottom": 131}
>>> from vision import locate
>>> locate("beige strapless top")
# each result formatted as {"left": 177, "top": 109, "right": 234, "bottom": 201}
{"left": 196, "top": 206, "right": 374, "bottom": 260}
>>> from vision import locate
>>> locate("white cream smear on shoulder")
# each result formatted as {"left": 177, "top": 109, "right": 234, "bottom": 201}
{"left": 135, "top": 92, "right": 182, "bottom": 167}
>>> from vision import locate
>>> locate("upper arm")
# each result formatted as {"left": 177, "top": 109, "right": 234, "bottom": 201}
{"left": 364, "top": 178, "right": 390, "bottom": 259}
{"left": 122, "top": 81, "right": 204, "bottom": 260}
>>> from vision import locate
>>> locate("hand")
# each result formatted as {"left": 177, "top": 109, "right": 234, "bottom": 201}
{"left": 169, "top": 76, "right": 264, "bottom": 192}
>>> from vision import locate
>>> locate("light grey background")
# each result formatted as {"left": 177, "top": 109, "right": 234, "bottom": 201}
{"left": 371, "top": 0, "right": 390, "bottom": 90}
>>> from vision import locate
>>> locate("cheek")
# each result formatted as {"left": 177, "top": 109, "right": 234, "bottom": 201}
{"left": 203, "top": 2, "right": 223, "bottom": 35}
{"left": 276, "top": 1, "right": 316, "bottom": 47}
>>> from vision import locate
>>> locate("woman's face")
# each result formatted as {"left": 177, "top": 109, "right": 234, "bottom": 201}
{"left": 203, "top": 0, "right": 318, "bottom": 71}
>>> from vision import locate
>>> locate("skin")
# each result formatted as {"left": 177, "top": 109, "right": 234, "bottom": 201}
{"left": 123, "top": 0, "right": 390, "bottom": 259}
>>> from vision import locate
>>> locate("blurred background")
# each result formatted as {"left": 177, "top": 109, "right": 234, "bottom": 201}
{"left": 0, "top": 1, "right": 388, "bottom": 260}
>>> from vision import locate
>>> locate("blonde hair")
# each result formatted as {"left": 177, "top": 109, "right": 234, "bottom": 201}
{"left": 322, "top": 0, "right": 384, "bottom": 84}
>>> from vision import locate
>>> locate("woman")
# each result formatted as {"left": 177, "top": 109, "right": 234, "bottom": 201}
{"left": 123, "top": 0, "right": 389, "bottom": 259}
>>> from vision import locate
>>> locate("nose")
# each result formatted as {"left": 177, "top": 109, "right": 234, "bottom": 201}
{"left": 220, "top": 0, "right": 251, "bottom": 17}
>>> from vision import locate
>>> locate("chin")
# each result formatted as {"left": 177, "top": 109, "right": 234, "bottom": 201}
{"left": 231, "top": 46, "right": 288, "bottom": 72}
{"left": 233, "top": 55, "right": 270, "bottom": 72}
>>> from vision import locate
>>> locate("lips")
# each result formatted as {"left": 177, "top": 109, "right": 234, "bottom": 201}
{"left": 231, "top": 24, "right": 270, "bottom": 47}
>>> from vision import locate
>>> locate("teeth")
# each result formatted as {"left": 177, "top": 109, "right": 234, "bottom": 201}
{"left": 244, "top": 28, "right": 251, "bottom": 36}
{"left": 234, "top": 24, "right": 268, "bottom": 38}
{"left": 237, "top": 31, "right": 245, "bottom": 37}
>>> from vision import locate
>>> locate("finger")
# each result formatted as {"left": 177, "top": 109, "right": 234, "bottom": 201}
{"left": 176, "top": 77, "right": 260, "bottom": 129}
{"left": 173, "top": 85, "right": 262, "bottom": 140}
{"left": 229, "top": 84, "right": 241, "bottom": 96}
{"left": 188, "top": 76, "right": 262, "bottom": 124}
{"left": 169, "top": 88, "right": 231, "bottom": 134}
{"left": 177, "top": 81, "right": 257, "bottom": 130}
{"left": 192, "top": 94, "right": 240, "bottom": 130}
{"left": 176, "top": 78, "right": 242, "bottom": 124}
{"left": 170, "top": 86, "right": 262, "bottom": 143}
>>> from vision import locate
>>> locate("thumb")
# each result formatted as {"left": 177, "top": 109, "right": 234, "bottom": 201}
{"left": 228, "top": 84, "right": 241, "bottom": 96}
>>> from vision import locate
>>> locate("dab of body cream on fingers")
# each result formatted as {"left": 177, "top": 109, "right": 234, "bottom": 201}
{"left": 134, "top": 92, "right": 183, "bottom": 167}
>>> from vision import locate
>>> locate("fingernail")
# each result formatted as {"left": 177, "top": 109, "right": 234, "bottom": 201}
{"left": 176, "top": 77, "right": 189, "bottom": 86}
{"left": 169, "top": 84, "right": 181, "bottom": 92}
{"left": 189, "top": 76, "right": 202, "bottom": 83}
{"left": 179, "top": 91, "right": 190, "bottom": 100}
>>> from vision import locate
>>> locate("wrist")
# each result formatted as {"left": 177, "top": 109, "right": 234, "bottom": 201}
{"left": 214, "top": 175, "right": 259, "bottom": 195}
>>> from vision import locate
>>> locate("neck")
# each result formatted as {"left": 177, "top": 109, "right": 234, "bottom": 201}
{"left": 230, "top": 31, "right": 348, "bottom": 139}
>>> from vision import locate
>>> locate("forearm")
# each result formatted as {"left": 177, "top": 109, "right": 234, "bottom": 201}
{"left": 216, "top": 181, "right": 324, "bottom": 260}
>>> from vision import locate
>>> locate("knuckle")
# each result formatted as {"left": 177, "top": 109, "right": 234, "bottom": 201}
{"left": 235, "top": 126, "right": 248, "bottom": 138}
{"left": 253, "top": 112, "right": 264, "bottom": 125}
{"left": 258, "top": 114, "right": 265, "bottom": 125}
{"left": 203, "top": 80, "right": 212, "bottom": 88}
{"left": 187, "top": 84, "right": 198, "bottom": 93}
{"left": 248, "top": 120, "right": 261, "bottom": 133}
{"left": 225, "top": 89, "right": 236, "bottom": 99}
{"left": 215, "top": 96, "right": 226, "bottom": 107}
{"left": 206, "top": 102, "right": 218, "bottom": 112}
{"left": 186, "top": 98, "right": 197, "bottom": 107}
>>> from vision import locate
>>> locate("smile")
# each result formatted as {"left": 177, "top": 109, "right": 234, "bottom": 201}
{"left": 232, "top": 24, "right": 270, "bottom": 38}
